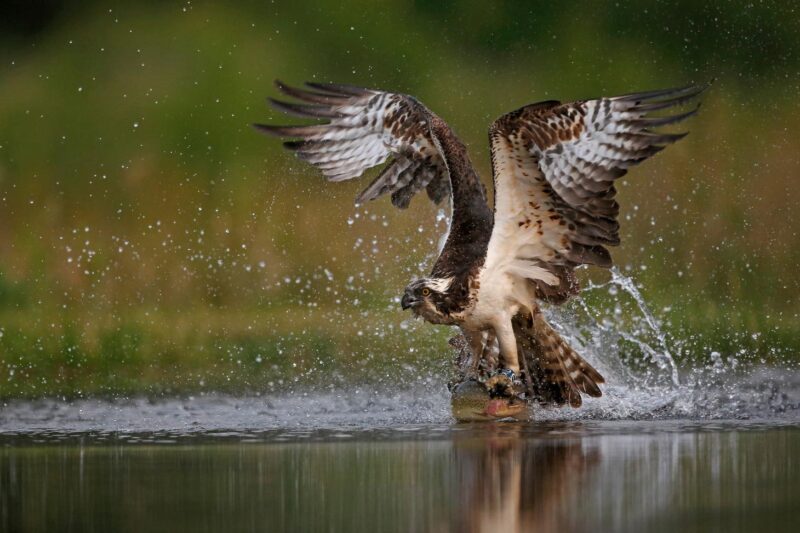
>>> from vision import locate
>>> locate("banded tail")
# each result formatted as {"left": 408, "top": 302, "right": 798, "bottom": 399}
{"left": 514, "top": 311, "right": 604, "bottom": 407}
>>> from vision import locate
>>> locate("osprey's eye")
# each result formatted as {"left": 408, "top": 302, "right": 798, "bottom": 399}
{"left": 421, "top": 288, "right": 431, "bottom": 296}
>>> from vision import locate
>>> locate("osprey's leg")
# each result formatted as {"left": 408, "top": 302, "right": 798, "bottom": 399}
{"left": 483, "top": 330, "right": 499, "bottom": 370}
{"left": 485, "top": 317, "right": 521, "bottom": 396}
{"left": 464, "top": 329, "right": 486, "bottom": 379}
{"left": 494, "top": 318, "right": 520, "bottom": 375}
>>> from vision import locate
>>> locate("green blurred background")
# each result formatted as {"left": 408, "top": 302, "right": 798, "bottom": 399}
{"left": 0, "top": 0, "right": 798, "bottom": 398}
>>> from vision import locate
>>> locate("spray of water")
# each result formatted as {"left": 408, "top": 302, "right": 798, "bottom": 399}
{"left": 570, "top": 267, "right": 680, "bottom": 387}
{"left": 3, "top": 201, "right": 798, "bottom": 433}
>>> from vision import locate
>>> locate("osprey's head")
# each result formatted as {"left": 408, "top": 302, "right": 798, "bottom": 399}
{"left": 400, "top": 277, "right": 456, "bottom": 324}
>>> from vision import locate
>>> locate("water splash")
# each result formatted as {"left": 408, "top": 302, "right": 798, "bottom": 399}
{"left": 1, "top": 364, "right": 798, "bottom": 437}
{"left": 572, "top": 267, "right": 680, "bottom": 386}
{"left": 3, "top": 243, "right": 797, "bottom": 431}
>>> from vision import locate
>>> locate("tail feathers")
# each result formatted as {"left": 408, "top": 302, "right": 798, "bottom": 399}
{"left": 514, "top": 313, "right": 604, "bottom": 408}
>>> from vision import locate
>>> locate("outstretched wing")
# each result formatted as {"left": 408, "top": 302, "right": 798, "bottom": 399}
{"left": 485, "top": 83, "right": 707, "bottom": 299}
{"left": 255, "top": 81, "right": 450, "bottom": 208}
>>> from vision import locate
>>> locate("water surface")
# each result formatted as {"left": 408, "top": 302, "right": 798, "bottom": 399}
{"left": 2, "top": 422, "right": 798, "bottom": 532}
{"left": 2, "top": 369, "right": 799, "bottom": 532}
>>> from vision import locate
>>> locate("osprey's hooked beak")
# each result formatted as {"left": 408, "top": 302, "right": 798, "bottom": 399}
{"left": 401, "top": 291, "right": 419, "bottom": 310}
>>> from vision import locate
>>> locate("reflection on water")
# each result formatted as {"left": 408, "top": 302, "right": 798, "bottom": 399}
{"left": 1, "top": 423, "right": 798, "bottom": 532}
{"left": 447, "top": 425, "right": 600, "bottom": 533}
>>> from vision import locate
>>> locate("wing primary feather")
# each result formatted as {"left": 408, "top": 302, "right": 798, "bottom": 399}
{"left": 426, "top": 175, "right": 450, "bottom": 204}
{"left": 355, "top": 159, "right": 410, "bottom": 204}
{"left": 391, "top": 168, "right": 434, "bottom": 209}
{"left": 563, "top": 243, "right": 612, "bottom": 267}
{"left": 304, "top": 82, "right": 372, "bottom": 96}
{"left": 267, "top": 98, "right": 347, "bottom": 119}
{"left": 391, "top": 189, "right": 413, "bottom": 209}
{"left": 318, "top": 158, "right": 379, "bottom": 173}
{"left": 637, "top": 131, "right": 689, "bottom": 145}
{"left": 613, "top": 83, "right": 706, "bottom": 103}
{"left": 323, "top": 169, "right": 366, "bottom": 182}
{"left": 296, "top": 140, "right": 383, "bottom": 166}
{"left": 274, "top": 80, "right": 351, "bottom": 105}
{"left": 253, "top": 123, "right": 327, "bottom": 137}
{"left": 631, "top": 89, "right": 708, "bottom": 113}
{"left": 629, "top": 105, "right": 700, "bottom": 128}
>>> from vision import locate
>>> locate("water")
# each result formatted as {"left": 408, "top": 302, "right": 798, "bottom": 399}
{"left": 1, "top": 420, "right": 798, "bottom": 532}
{"left": 2, "top": 367, "right": 800, "bottom": 532}
{"left": 580, "top": 267, "right": 681, "bottom": 386}
{"left": 2, "top": 269, "right": 798, "bottom": 531}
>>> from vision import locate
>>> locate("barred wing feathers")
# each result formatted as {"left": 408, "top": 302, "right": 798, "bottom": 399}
{"left": 485, "top": 84, "right": 707, "bottom": 296}
{"left": 255, "top": 81, "right": 450, "bottom": 209}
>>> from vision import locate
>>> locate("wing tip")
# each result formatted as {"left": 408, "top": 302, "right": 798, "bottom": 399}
{"left": 637, "top": 106, "right": 700, "bottom": 129}
{"left": 354, "top": 191, "right": 375, "bottom": 205}
{"left": 273, "top": 79, "right": 353, "bottom": 105}
{"left": 615, "top": 80, "right": 712, "bottom": 106}
{"left": 268, "top": 97, "right": 345, "bottom": 119}
{"left": 305, "top": 81, "right": 372, "bottom": 96}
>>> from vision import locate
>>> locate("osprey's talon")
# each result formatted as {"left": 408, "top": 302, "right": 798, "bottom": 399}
{"left": 485, "top": 368, "right": 521, "bottom": 397}
{"left": 497, "top": 368, "right": 517, "bottom": 381}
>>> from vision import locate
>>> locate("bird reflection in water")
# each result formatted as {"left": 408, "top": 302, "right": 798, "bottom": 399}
{"left": 445, "top": 424, "right": 599, "bottom": 533}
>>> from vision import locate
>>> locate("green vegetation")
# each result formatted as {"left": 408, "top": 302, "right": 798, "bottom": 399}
{"left": 1, "top": 1, "right": 799, "bottom": 397}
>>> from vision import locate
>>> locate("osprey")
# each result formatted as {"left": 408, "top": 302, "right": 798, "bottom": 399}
{"left": 256, "top": 80, "right": 704, "bottom": 407}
